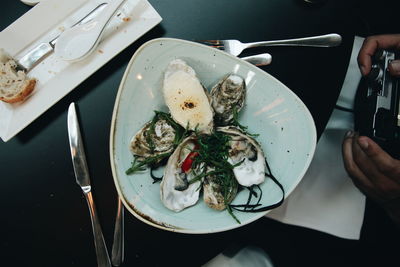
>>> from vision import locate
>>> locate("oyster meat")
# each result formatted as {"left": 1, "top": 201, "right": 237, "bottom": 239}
{"left": 163, "top": 59, "right": 214, "bottom": 133}
{"left": 203, "top": 167, "right": 238, "bottom": 210}
{"left": 160, "top": 135, "right": 201, "bottom": 212}
{"left": 217, "top": 126, "right": 266, "bottom": 187}
{"left": 130, "top": 117, "right": 176, "bottom": 160}
{"left": 210, "top": 74, "right": 246, "bottom": 125}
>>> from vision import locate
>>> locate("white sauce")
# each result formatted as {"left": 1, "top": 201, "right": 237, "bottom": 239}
{"left": 229, "top": 152, "right": 265, "bottom": 187}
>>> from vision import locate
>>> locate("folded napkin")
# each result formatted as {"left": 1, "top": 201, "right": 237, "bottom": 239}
{"left": 265, "top": 36, "right": 366, "bottom": 240}
{"left": 203, "top": 246, "right": 274, "bottom": 267}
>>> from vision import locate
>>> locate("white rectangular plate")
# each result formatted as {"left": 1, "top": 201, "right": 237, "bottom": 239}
{"left": 0, "top": 0, "right": 162, "bottom": 142}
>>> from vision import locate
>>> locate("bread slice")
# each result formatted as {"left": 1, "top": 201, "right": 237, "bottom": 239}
{"left": 0, "top": 49, "right": 36, "bottom": 103}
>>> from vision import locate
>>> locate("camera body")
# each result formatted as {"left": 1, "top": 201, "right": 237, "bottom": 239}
{"left": 354, "top": 49, "right": 400, "bottom": 159}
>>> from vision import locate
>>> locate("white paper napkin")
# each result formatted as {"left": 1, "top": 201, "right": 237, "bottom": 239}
{"left": 203, "top": 246, "right": 274, "bottom": 267}
{"left": 266, "top": 36, "right": 366, "bottom": 240}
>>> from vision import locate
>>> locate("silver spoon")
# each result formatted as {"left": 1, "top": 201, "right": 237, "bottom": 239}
{"left": 55, "top": 0, "right": 129, "bottom": 61}
{"left": 111, "top": 197, "right": 124, "bottom": 266}
{"left": 241, "top": 53, "right": 272, "bottom": 67}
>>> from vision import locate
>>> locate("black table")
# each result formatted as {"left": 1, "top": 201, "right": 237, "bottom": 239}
{"left": 1, "top": 0, "right": 399, "bottom": 266}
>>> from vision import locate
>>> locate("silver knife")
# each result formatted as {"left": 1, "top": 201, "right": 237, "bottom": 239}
{"left": 16, "top": 3, "right": 107, "bottom": 72}
{"left": 67, "top": 102, "right": 111, "bottom": 267}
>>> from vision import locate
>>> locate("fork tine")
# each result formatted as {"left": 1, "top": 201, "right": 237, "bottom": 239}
{"left": 196, "top": 40, "right": 222, "bottom": 45}
{"left": 195, "top": 40, "right": 225, "bottom": 50}
{"left": 213, "top": 46, "right": 225, "bottom": 50}
{"left": 206, "top": 45, "right": 225, "bottom": 50}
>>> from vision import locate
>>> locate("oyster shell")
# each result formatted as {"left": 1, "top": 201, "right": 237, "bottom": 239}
{"left": 160, "top": 135, "right": 201, "bottom": 212}
{"left": 217, "top": 126, "right": 266, "bottom": 187}
{"left": 163, "top": 59, "right": 214, "bottom": 133}
{"left": 203, "top": 167, "right": 238, "bottom": 210}
{"left": 210, "top": 74, "right": 246, "bottom": 125}
{"left": 130, "top": 117, "right": 176, "bottom": 160}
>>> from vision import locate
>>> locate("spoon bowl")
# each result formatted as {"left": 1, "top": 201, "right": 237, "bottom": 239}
{"left": 55, "top": 0, "right": 131, "bottom": 61}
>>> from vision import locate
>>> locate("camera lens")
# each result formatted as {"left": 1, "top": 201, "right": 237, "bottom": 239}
{"left": 369, "top": 64, "right": 384, "bottom": 83}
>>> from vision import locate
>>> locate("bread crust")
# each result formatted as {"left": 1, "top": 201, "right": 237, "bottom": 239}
{"left": 0, "top": 78, "right": 36, "bottom": 103}
{"left": 0, "top": 48, "right": 37, "bottom": 103}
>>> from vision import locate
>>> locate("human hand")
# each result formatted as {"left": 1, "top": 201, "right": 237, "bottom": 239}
{"left": 342, "top": 132, "right": 400, "bottom": 226}
{"left": 358, "top": 34, "right": 400, "bottom": 77}
{"left": 342, "top": 131, "right": 400, "bottom": 225}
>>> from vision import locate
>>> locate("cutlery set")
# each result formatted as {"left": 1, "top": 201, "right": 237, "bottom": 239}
{"left": 57, "top": 2, "right": 343, "bottom": 267}
{"left": 15, "top": 3, "right": 107, "bottom": 72}
{"left": 16, "top": 0, "right": 342, "bottom": 71}
{"left": 197, "top": 33, "right": 342, "bottom": 66}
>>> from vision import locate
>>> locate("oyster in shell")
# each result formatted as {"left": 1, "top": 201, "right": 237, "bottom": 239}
{"left": 210, "top": 74, "right": 246, "bottom": 125}
{"left": 203, "top": 167, "right": 238, "bottom": 210}
{"left": 160, "top": 135, "right": 201, "bottom": 212}
{"left": 130, "top": 117, "right": 176, "bottom": 161}
{"left": 163, "top": 59, "right": 214, "bottom": 133}
{"left": 217, "top": 126, "right": 266, "bottom": 187}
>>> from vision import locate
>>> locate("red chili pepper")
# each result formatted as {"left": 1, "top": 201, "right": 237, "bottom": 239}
{"left": 181, "top": 143, "right": 200, "bottom": 173}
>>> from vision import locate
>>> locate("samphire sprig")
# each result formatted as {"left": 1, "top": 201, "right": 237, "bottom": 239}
{"left": 125, "top": 152, "right": 171, "bottom": 175}
{"left": 189, "top": 131, "right": 243, "bottom": 223}
{"left": 231, "top": 107, "right": 259, "bottom": 138}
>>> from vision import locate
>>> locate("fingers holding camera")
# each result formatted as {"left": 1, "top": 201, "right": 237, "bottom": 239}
{"left": 357, "top": 34, "right": 400, "bottom": 76}
{"left": 355, "top": 136, "right": 400, "bottom": 184}
{"left": 342, "top": 131, "right": 400, "bottom": 203}
{"left": 388, "top": 59, "right": 400, "bottom": 77}
{"left": 342, "top": 131, "right": 380, "bottom": 200}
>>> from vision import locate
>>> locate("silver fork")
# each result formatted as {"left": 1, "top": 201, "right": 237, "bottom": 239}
{"left": 198, "top": 33, "right": 342, "bottom": 56}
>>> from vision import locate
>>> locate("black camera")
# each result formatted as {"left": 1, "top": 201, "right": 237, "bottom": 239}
{"left": 354, "top": 49, "right": 400, "bottom": 159}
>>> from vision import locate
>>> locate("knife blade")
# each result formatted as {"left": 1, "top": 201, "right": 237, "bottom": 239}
{"left": 67, "top": 102, "right": 111, "bottom": 267}
{"left": 16, "top": 3, "right": 107, "bottom": 71}
{"left": 68, "top": 102, "right": 91, "bottom": 190}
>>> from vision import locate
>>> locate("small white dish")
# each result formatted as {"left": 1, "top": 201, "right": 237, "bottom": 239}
{"left": 0, "top": 0, "right": 162, "bottom": 142}
{"left": 110, "top": 38, "right": 317, "bottom": 233}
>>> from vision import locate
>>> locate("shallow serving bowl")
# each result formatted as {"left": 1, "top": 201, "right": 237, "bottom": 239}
{"left": 110, "top": 38, "right": 317, "bottom": 233}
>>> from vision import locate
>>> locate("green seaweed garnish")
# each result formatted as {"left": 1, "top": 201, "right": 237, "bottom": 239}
{"left": 231, "top": 107, "right": 259, "bottom": 138}
{"left": 125, "top": 109, "right": 285, "bottom": 224}
{"left": 125, "top": 152, "right": 171, "bottom": 175}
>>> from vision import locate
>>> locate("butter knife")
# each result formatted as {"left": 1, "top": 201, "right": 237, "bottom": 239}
{"left": 67, "top": 102, "right": 111, "bottom": 267}
{"left": 16, "top": 3, "right": 107, "bottom": 72}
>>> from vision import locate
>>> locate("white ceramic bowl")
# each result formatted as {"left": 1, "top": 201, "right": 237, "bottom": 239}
{"left": 110, "top": 38, "right": 317, "bottom": 233}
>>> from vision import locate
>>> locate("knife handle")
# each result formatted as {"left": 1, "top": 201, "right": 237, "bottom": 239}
{"left": 85, "top": 191, "right": 111, "bottom": 267}
{"left": 17, "top": 42, "right": 53, "bottom": 71}
{"left": 111, "top": 197, "right": 124, "bottom": 266}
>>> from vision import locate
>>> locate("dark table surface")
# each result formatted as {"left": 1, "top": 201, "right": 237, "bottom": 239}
{"left": 1, "top": 0, "right": 400, "bottom": 266}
